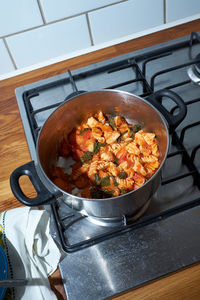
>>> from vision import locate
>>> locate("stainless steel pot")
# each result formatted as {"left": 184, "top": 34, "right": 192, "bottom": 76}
{"left": 10, "top": 89, "right": 187, "bottom": 219}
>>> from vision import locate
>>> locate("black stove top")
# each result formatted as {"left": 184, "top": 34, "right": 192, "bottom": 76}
{"left": 15, "top": 32, "right": 200, "bottom": 300}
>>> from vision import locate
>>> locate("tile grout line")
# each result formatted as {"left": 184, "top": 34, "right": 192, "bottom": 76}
{"left": 0, "top": 0, "right": 126, "bottom": 39}
{"left": 164, "top": 0, "right": 167, "bottom": 24}
{"left": 86, "top": 13, "right": 94, "bottom": 46}
{"left": 2, "top": 38, "right": 17, "bottom": 70}
{"left": 36, "top": 0, "right": 46, "bottom": 24}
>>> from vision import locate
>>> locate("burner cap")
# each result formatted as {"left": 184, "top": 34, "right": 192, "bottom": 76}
{"left": 194, "top": 53, "right": 200, "bottom": 75}
{"left": 187, "top": 53, "right": 200, "bottom": 85}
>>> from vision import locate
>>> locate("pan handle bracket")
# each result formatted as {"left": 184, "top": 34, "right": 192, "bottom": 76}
{"left": 146, "top": 89, "right": 187, "bottom": 133}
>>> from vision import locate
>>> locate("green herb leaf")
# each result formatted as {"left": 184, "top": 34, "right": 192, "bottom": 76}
{"left": 93, "top": 140, "right": 102, "bottom": 154}
{"left": 100, "top": 176, "right": 111, "bottom": 187}
{"left": 117, "top": 135, "right": 122, "bottom": 143}
{"left": 102, "top": 189, "right": 113, "bottom": 197}
{"left": 117, "top": 130, "right": 128, "bottom": 143}
{"left": 120, "top": 188, "right": 129, "bottom": 195}
{"left": 80, "top": 127, "right": 90, "bottom": 136}
{"left": 130, "top": 124, "right": 142, "bottom": 137}
{"left": 80, "top": 151, "right": 93, "bottom": 163}
{"left": 114, "top": 157, "right": 119, "bottom": 166}
{"left": 90, "top": 187, "right": 113, "bottom": 198}
{"left": 94, "top": 173, "right": 101, "bottom": 185}
{"left": 90, "top": 187, "right": 104, "bottom": 199}
{"left": 118, "top": 171, "right": 127, "bottom": 179}
{"left": 111, "top": 176, "right": 118, "bottom": 186}
{"left": 107, "top": 116, "right": 116, "bottom": 129}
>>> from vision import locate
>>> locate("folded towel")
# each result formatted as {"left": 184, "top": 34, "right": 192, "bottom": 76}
{"left": 0, "top": 207, "right": 61, "bottom": 300}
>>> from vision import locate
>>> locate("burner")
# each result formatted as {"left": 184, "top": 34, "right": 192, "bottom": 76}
{"left": 87, "top": 200, "right": 150, "bottom": 227}
{"left": 187, "top": 53, "right": 200, "bottom": 84}
{"left": 194, "top": 53, "right": 200, "bottom": 74}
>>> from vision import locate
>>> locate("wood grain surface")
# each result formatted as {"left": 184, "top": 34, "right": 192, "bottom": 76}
{"left": 0, "top": 19, "right": 200, "bottom": 300}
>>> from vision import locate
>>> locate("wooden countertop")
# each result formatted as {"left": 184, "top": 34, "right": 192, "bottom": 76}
{"left": 0, "top": 19, "right": 200, "bottom": 300}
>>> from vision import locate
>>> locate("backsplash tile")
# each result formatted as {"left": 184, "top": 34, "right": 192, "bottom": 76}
{"left": 6, "top": 15, "right": 91, "bottom": 68}
{"left": 0, "top": 0, "right": 43, "bottom": 37}
{"left": 39, "top": 0, "right": 122, "bottom": 23}
{"left": 166, "top": 0, "right": 200, "bottom": 23}
{"left": 0, "top": 0, "right": 199, "bottom": 79}
{"left": 88, "top": 0, "right": 164, "bottom": 44}
{"left": 0, "top": 40, "right": 15, "bottom": 75}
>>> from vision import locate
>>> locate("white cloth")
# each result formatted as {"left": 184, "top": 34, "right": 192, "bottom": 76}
{"left": 0, "top": 207, "right": 61, "bottom": 300}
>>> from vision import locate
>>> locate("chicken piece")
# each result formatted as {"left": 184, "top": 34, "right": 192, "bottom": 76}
{"left": 104, "top": 131, "right": 120, "bottom": 144}
{"left": 101, "top": 124, "right": 113, "bottom": 133}
{"left": 114, "top": 116, "right": 127, "bottom": 127}
{"left": 91, "top": 127, "right": 103, "bottom": 139}
{"left": 100, "top": 150, "right": 115, "bottom": 162}
{"left": 86, "top": 139, "right": 95, "bottom": 152}
{"left": 142, "top": 132, "right": 156, "bottom": 145}
{"left": 118, "top": 125, "right": 130, "bottom": 134}
{"left": 97, "top": 111, "right": 106, "bottom": 124}
{"left": 87, "top": 117, "right": 101, "bottom": 128}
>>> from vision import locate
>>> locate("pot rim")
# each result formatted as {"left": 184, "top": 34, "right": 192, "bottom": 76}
{"left": 36, "top": 89, "right": 170, "bottom": 201}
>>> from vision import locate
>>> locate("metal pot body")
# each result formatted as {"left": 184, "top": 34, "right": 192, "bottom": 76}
{"left": 10, "top": 89, "right": 187, "bottom": 219}
{"left": 37, "top": 90, "right": 168, "bottom": 218}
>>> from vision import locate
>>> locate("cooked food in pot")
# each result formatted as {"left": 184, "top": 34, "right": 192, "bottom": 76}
{"left": 51, "top": 111, "right": 160, "bottom": 198}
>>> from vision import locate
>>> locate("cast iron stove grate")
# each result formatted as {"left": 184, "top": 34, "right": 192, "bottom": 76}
{"left": 20, "top": 32, "right": 200, "bottom": 253}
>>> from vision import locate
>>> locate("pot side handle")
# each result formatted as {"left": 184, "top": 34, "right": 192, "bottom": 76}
{"left": 10, "top": 161, "right": 58, "bottom": 206}
{"left": 147, "top": 89, "right": 187, "bottom": 133}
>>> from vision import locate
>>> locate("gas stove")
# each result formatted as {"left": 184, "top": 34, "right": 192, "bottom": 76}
{"left": 15, "top": 32, "right": 200, "bottom": 300}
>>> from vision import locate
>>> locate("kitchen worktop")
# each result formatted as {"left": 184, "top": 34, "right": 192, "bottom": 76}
{"left": 0, "top": 19, "right": 200, "bottom": 300}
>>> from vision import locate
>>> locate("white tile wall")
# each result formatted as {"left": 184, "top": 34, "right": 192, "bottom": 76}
{"left": 166, "top": 0, "right": 200, "bottom": 22}
{"left": 89, "top": 0, "right": 164, "bottom": 44}
{"left": 0, "top": 0, "right": 43, "bottom": 37}
{"left": 0, "top": 40, "right": 15, "bottom": 75}
{"left": 39, "top": 0, "right": 122, "bottom": 23}
{"left": 0, "top": 0, "right": 200, "bottom": 79}
{"left": 6, "top": 16, "right": 91, "bottom": 68}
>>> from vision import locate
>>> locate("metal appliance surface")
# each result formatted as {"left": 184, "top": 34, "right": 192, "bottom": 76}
{"left": 15, "top": 32, "right": 200, "bottom": 299}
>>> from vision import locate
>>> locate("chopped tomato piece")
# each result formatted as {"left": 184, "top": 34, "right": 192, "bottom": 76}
{"left": 51, "top": 167, "right": 68, "bottom": 180}
{"left": 71, "top": 161, "right": 82, "bottom": 171}
{"left": 81, "top": 187, "right": 91, "bottom": 198}
{"left": 99, "top": 169, "right": 109, "bottom": 178}
{"left": 127, "top": 159, "right": 134, "bottom": 168}
{"left": 68, "top": 128, "right": 77, "bottom": 144}
{"left": 72, "top": 148, "right": 84, "bottom": 161}
{"left": 59, "top": 139, "right": 70, "bottom": 157}
{"left": 53, "top": 177, "right": 72, "bottom": 193}
{"left": 74, "top": 175, "right": 90, "bottom": 189}
{"left": 132, "top": 173, "right": 145, "bottom": 189}
{"left": 82, "top": 129, "right": 91, "bottom": 140}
